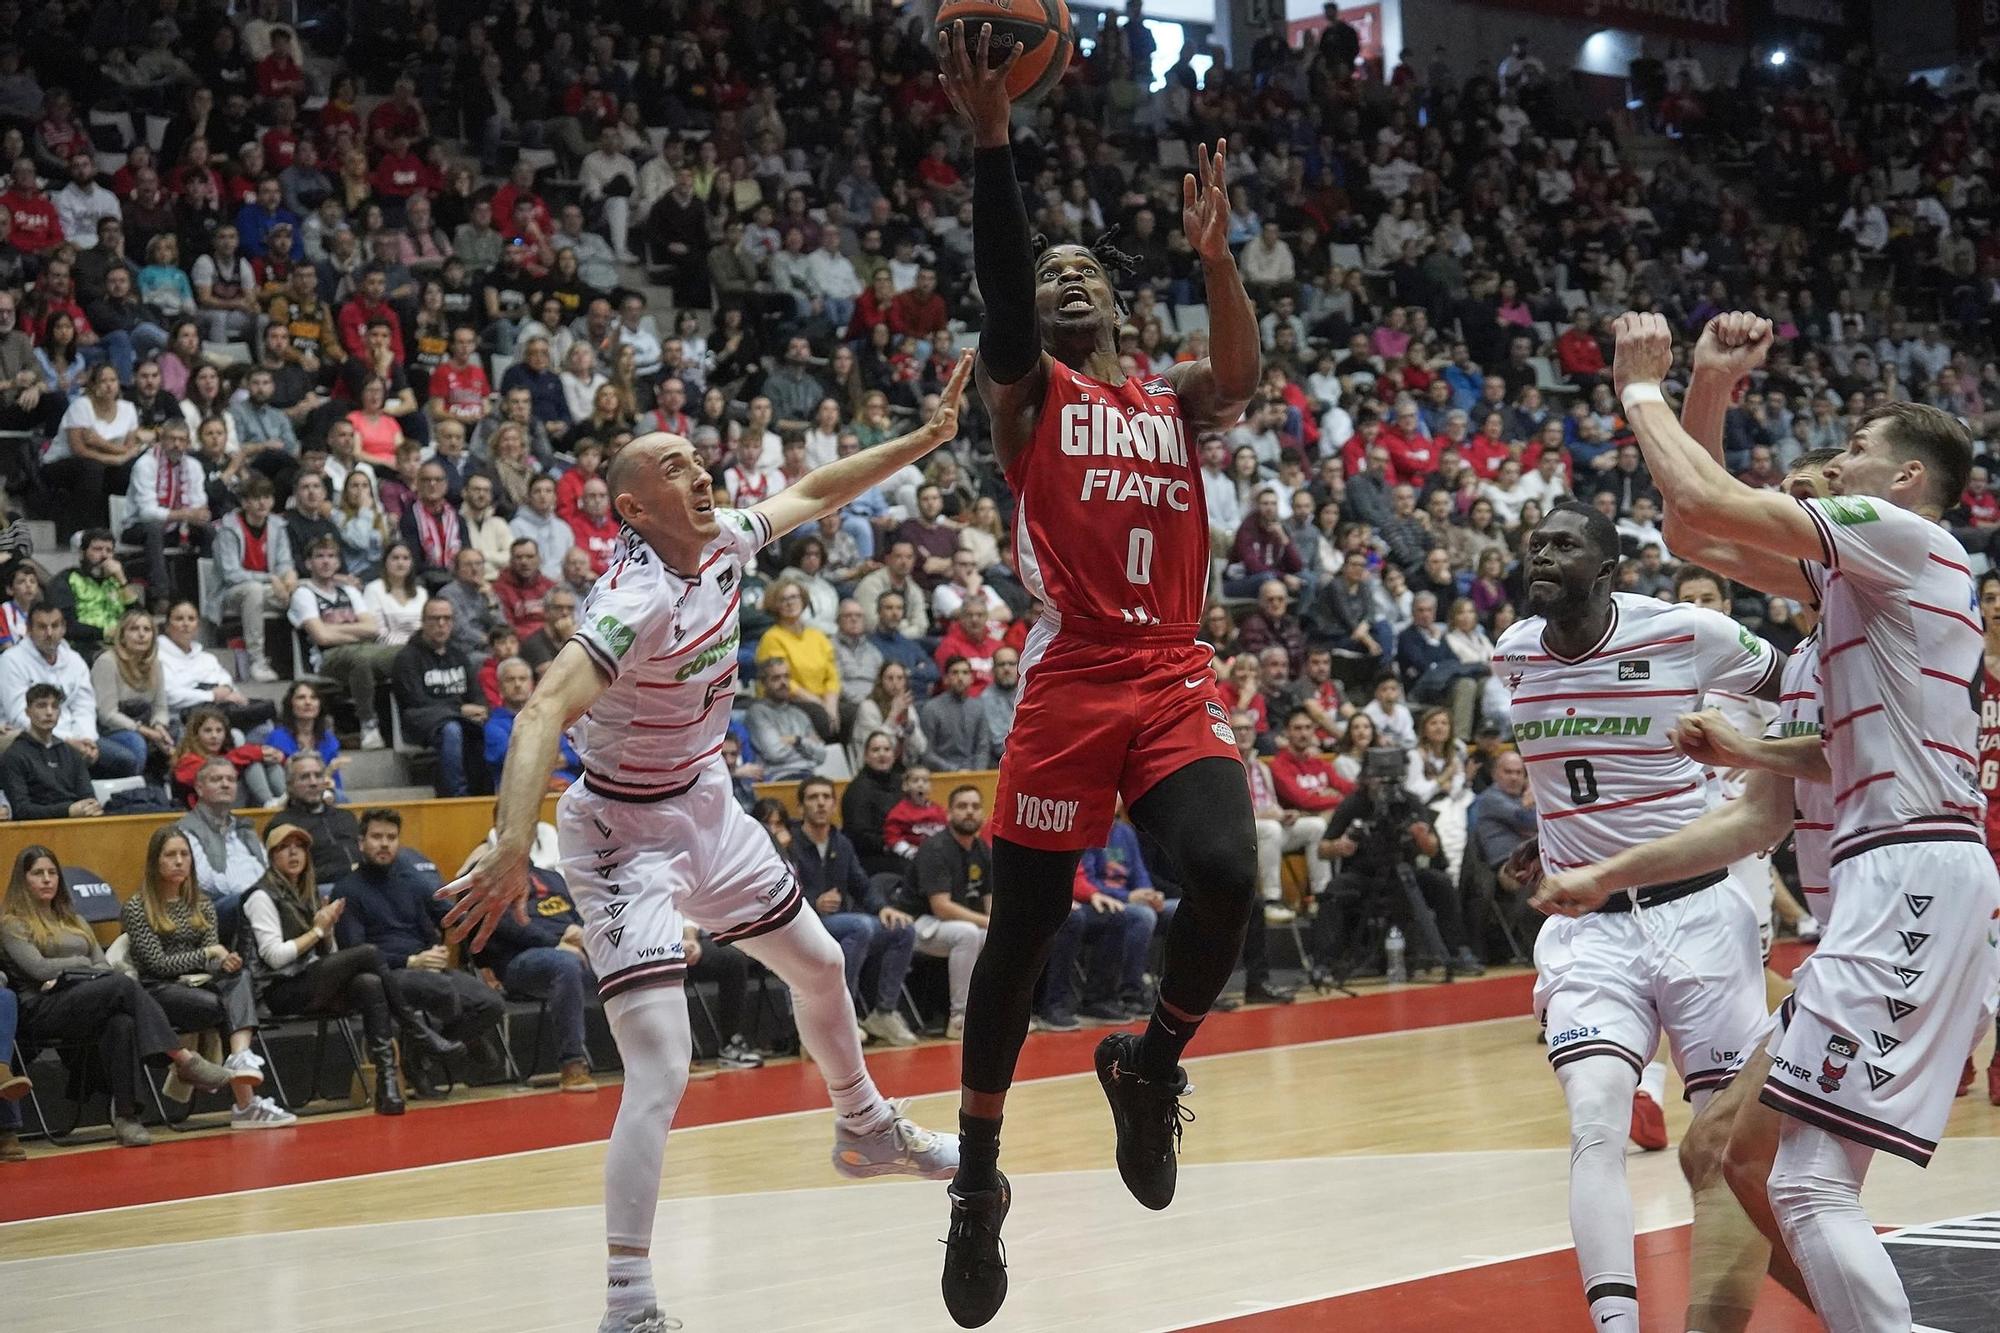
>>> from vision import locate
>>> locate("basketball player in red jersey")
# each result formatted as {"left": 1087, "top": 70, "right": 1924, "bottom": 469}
{"left": 1969, "top": 569, "right": 2000, "bottom": 1104}
{"left": 935, "top": 24, "right": 1263, "bottom": 1328}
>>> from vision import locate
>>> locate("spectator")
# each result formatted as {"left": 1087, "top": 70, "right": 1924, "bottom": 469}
{"left": 510, "top": 475, "right": 574, "bottom": 579}
{"left": 90, "top": 606, "right": 174, "bottom": 772}
{"left": 458, "top": 475, "right": 513, "bottom": 580}
{"left": 333, "top": 808, "right": 505, "bottom": 1073}
{"left": 1315, "top": 549, "right": 1394, "bottom": 668}
{"left": 1233, "top": 709, "right": 1329, "bottom": 929}
{"left": 123, "top": 419, "right": 212, "bottom": 605}
{"left": 920, "top": 657, "right": 993, "bottom": 771}
{"left": 398, "top": 460, "right": 469, "bottom": 586}
{"left": 48, "top": 363, "right": 145, "bottom": 542}
{"left": 754, "top": 580, "right": 841, "bottom": 719}
{"left": 850, "top": 658, "right": 927, "bottom": 772}
{"left": 393, "top": 598, "right": 490, "bottom": 797}
{"left": 1059, "top": 820, "right": 1166, "bottom": 1023}
{"left": 567, "top": 476, "right": 620, "bottom": 576}
{"left": 897, "top": 485, "right": 959, "bottom": 590}
{"left": 1470, "top": 750, "right": 1536, "bottom": 878}
{"left": 0, "top": 682, "right": 100, "bottom": 818}
{"left": 437, "top": 548, "right": 504, "bottom": 666}
{"left": 1269, "top": 706, "right": 1354, "bottom": 818}
{"left": 793, "top": 776, "right": 918, "bottom": 1046}
{"left": 174, "top": 755, "right": 269, "bottom": 916}
{"left": 1236, "top": 579, "right": 1308, "bottom": 679}
{"left": 157, "top": 599, "right": 271, "bottom": 729}
{"left": 1226, "top": 488, "right": 1304, "bottom": 598}
{"left": 241, "top": 823, "right": 459, "bottom": 1117}
{"left": 265, "top": 752, "right": 362, "bottom": 885}
{"left": 0, "top": 601, "right": 144, "bottom": 778}
{"left": 744, "top": 658, "right": 826, "bottom": 783}
{"left": 519, "top": 584, "right": 579, "bottom": 679}
{"left": 1396, "top": 592, "right": 1485, "bottom": 740}
{"left": 863, "top": 588, "right": 937, "bottom": 695}
{"left": 289, "top": 535, "right": 397, "bottom": 751}
{"left": 212, "top": 475, "right": 295, "bottom": 683}
{"left": 362, "top": 541, "right": 428, "bottom": 651}
{"left": 980, "top": 646, "right": 1021, "bottom": 756}
{"left": 335, "top": 470, "right": 394, "bottom": 575}
{"left": 118, "top": 825, "right": 292, "bottom": 1127}
{"left": 486, "top": 656, "right": 580, "bottom": 786}
{"left": 1364, "top": 674, "right": 1418, "bottom": 750}
{"left": 853, "top": 541, "right": 932, "bottom": 641}
{"left": 463, "top": 848, "right": 598, "bottom": 1093}
{"left": 897, "top": 782, "right": 991, "bottom": 1041}
{"left": 267, "top": 681, "right": 345, "bottom": 793}
{"left": 280, "top": 470, "right": 339, "bottom": 568}
{"left": 1, "top": 843, "right": 238, "bottom": 1146}
{"left": 836, "top": 732, "right": 902, "bottom": 875}
{"left": 495, "top": 538, "right": 555, "bottom": 638}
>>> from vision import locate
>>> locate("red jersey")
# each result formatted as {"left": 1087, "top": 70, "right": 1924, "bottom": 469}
{"left": 428, "top": 362, "right": 492, "bottom": 421}
{"left": 1979, "top": 659, "right": 2000, "bottom": 856}
{"left": 1007, "top": 360, "right": 1207, "bottom": 632}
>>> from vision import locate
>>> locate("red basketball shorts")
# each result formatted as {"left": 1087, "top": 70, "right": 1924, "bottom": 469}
{"left": 991, "top": 629, "right": 1236, "bottom": 852}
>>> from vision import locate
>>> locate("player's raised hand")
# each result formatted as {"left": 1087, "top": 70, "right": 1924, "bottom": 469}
{"left": 1531, "top": 867, "right": 1615, "bottom": 918}
{"left": 1183, "top": 138, "right": 1231, "bottom": 263}
{"left": 436, "top": 837, "right": 533, "bottom": 953}
{"left": 1610, "top": 311, "right": 1674, "bottom": 396}
{"left": 936, "top": 21, "right": 1022, "bottom": 148}
{"left": 921, "top": 349, "right": 975, "bottom": 443}
{"left": 1691, "top": 311, "right": 1775, "bottom": 382}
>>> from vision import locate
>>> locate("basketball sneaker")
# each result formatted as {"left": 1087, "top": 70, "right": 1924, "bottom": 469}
{"left": 1094, "top": 1031, "right": 1193, "bottom": 1210}
{"left": 1629, "top": 1089, "right": 1668, "bottom": 1152}
{"left": 596, "top": 1308, "right": 681, "bottom": 1332}
{"left": 833, "top": 1102, "right": 959, "bottom": 1180}
{"left": 941, "top": 1170, "right": 1010, "bottom": 1328}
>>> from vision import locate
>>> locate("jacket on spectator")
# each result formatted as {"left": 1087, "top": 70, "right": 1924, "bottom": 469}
{"left": 1231, "top": 516, "right": 1302, "bottom": 584}
{"left": 265, "top": 800, "right": 363, "bottom": 885}
{"left": 214, "top": 510, "right": 295, "bottom": 589}
{"left": 0, "top": 731, "right": 93, "bottom": 818}
{"left": 0, "top": 638, "right": 96, "bottom": 738}
{"left": 790, "top": 821, "right": 877, "bottom": 912}
{"left": 1074, "top": 821, "right": 1152, "bottom": 902}
{"left": 1235, "top": 610, "right": 1307, "bottom": 677}
{"left": 471, "top": 867, "right": 581, "bottom": 973}
{"left": 840, "top": 766, "right": 902, "bottom": 865}
{"left": 884, "top": 798, "right": 948, "bottom": 859}
{"left": 918, "top": 691, "right": 992, "bottom": 770}
{"left": 392, "top": 637, "right": 480, "bottom": 738}
{"left": 332, "top": 847, "right": 446, "bottom": 966}
{"left": 1269, "top": 746, "right": 1353, "bottom": 812}
{"left": 175, "top": 803, "right": 270, "bottom": 898}
{"left": 398, "top": 501, "right": 471, "bottom": 580}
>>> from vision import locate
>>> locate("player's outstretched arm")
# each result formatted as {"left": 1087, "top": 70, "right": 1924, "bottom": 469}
{"left": 1675, "top": 714, "right": 1832, "bottom": 783}
{"left": 937, "top": 21, "right": 1046, "bottom": 469}
{"left": 1532, "top": 768, "right": 1796, "bottom": 917}
{"left": 1167, "top": 139, "right": 1259, "bottom": 433}
{"left": 1678, "top": 312, "right": 1773, "bottom": 465}
{"left": 438, "top": 640, "right": 607, "bottom": 951}
{"left": 753, "top": 351, "right": 972, "bottom": 546}
{"left": 1613, "top": 312, "right": 1822, "bottom": 567}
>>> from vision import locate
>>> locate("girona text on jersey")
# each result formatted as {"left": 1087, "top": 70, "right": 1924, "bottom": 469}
{"left": 1059, "top": 398, "right": 1194, "bottom": 512}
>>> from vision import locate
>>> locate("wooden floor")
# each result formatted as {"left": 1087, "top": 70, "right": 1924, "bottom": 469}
{"left": 5, "top": 970, "right": 1998, "bottom": 1332}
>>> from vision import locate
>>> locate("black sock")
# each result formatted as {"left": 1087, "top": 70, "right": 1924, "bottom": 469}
{"left": 955, "top": 1111, "right": 1001, "bottom": 1192}
{"left": 1134, "top": 1005, "right": 1199, "bottom": 1082}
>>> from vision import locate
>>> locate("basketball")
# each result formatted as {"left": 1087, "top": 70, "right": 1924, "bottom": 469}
{"left": 935, "top": 0, "right": 1073, "bottom": 105}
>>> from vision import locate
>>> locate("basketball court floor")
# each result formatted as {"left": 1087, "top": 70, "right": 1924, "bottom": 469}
{"left": 7, "top": 967, "right": 1999, "bottom": 1332}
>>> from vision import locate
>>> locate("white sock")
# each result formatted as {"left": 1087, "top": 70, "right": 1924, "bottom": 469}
{"left": 1558, "top": 1058, "right": 1641, "bottom": 1330}
{"left": 1638, "top": 1059, "right": 1668, "bottom": 1103}
{"left": 602, "top": 986, "right": 693, "bottom": 1253}
{"left": 1769, "top": 1120, "right": 1908, "bottom": 1333}
{"left": 738, "top": 915, "right": 895, "bottom": 1135}
{"left": 606, "top": 1253, "right": 655, "bottom": 1317}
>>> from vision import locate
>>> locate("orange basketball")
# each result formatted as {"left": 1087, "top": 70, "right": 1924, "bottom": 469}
{"left": 936, "top": 0, "right": 1074, "bottom": 105}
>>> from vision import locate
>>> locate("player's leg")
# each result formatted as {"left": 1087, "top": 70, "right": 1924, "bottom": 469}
{"left": 1556, "top": 1054, "right": 1645, "bottom": 1333}
{"left": 1714, "top": 1044, "right": 1815, "bottom": 1311}
{"left": 1768, "top": 1120, "right": 1905, "bottom": 1333}
{"left": 1098, "top": 756, "right": 1257, "bottom": 1208}
{"left": 600, "top": 982, "right": 693, "bottom": 1332}
{"left": 1680, "top": 1067, "right": 1772, "bottom": 1333}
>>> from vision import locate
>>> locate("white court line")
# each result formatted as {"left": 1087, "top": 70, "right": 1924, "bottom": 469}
{"left": 9, "top": 1013, "right": 1529, "bottom": 1228}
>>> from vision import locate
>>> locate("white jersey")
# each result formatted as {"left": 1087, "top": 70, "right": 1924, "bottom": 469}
{"left": 1765, "top": 631, "right": 1834, "bottom": 900}
{"left": 569, "top": 508, "right": 772, "bottom": 797}
{"left": 1496, "top": 593, "right": 1780, "bottom": 878}
{"left": 1795, "top": 496, "right": 1986, "bottom": 861}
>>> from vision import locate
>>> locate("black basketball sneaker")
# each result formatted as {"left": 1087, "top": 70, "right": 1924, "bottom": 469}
{"left": 1094, "top": 1031, "right": 1193, "bottom": 1210}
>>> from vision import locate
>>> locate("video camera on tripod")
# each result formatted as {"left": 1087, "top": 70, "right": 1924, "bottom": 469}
{"left": 1330, "top": 746, "right": 1460, "bottom": 984}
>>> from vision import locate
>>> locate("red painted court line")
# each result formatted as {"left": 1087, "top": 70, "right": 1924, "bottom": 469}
{"left": 1185, "top": 1225, "right": 1820, "bottom": 1333}
{"left": 11, "top": 973, "right": 1536, "bottom": 1223}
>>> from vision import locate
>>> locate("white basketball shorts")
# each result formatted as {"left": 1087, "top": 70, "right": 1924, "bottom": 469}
{"left": 1761, "top": 837, "right": 2000, "bottom": 1166}
{"left": 558, "top": 761, "right": 804, "bottom": 1001}
{"left": 1535, "top": 871, "right": 1769, "bottom": 1101}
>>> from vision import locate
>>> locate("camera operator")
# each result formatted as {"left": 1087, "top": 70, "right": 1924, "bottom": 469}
{"left": 1307, "top": 746, "right": 1485, "bottom": 987}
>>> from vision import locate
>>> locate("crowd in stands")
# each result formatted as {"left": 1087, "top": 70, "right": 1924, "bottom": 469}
{"left": 4, "top": 0, "right": 1999, "bottom": 1144}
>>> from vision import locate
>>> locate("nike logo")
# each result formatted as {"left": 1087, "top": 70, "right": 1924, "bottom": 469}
{"left": 1599, "top": 1317, "right": 1617, "bottom": 1326}
{"left": 1185, "top": 676, "right": 1207, "bottom": 688}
